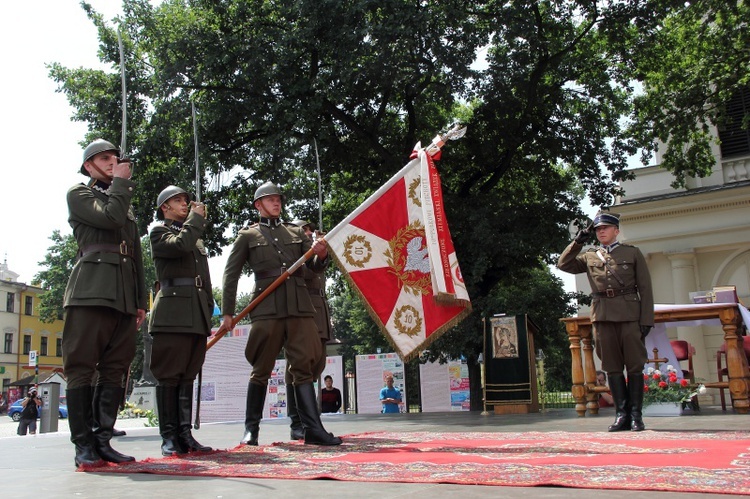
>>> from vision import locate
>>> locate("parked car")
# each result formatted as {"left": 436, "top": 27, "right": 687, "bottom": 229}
{"left": 7, "top": 397, "right": 68, "bottom": 422}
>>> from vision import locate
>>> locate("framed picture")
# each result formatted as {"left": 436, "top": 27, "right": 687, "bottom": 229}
{"left": 491, "top": 317, "right": 519, "bottom": 359}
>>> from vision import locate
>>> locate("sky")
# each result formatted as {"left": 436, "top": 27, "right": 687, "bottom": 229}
{"left": 0, "top": 1, "right": 581, "bottom": 295}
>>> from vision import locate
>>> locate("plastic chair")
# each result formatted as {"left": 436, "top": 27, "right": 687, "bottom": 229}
{"left": 716, "top": 336, "right": 750, "bottom": 411}
{"left": 670, "top": 340, "right": 695, "bottom": 384}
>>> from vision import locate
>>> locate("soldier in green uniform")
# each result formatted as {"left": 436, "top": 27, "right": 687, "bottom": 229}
{"left": 558, "top": 211, "right": 654, "bottom": 432}
{"left": 149, "top": 185, "right": 213, "bottom": 456}
{"left": 285, "top": 220, "right": 333, "bottom": 440}
{"left": 63, "top": 139, "right": 147, "bottom": 467}
{"left": 221, "top": 182, "right": 341, "bottom": 446}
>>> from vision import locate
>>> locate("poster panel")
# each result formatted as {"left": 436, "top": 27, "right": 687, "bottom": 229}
{"left": 355, "top": 353, "right": 406, "bottom": 414}
{"left": 420, "top": 358, "right": 470, "bottom": 412}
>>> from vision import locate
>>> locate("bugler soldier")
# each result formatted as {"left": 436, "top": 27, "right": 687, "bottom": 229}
{"left": 149, "top": 185, "right": 213, "bottom": 456}
{"left": 63, "top": 139, "right": 147, "bottom": 467}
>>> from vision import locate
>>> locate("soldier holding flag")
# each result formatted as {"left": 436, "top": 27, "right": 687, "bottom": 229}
{"left": 221, "top": 182, "right": 341, "bottom": 446}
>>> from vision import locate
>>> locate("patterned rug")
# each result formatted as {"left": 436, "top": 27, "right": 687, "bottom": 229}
{"left": 84, "top": 430, "right": 750, "bottom": 494}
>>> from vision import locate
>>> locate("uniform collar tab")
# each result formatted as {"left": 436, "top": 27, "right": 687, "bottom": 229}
{"left": 259, "top": 217, "right": 281, "bottom": 227}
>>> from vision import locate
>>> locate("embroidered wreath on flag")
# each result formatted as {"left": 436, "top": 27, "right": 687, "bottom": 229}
{"left": 408, "top": 177, "right": 422, "bottom": 207}
{"left": 394, "top": 304, "right": 422, "bottom": 337}
{"left": 342, "top": 234, "right": 373, "bottom": 268}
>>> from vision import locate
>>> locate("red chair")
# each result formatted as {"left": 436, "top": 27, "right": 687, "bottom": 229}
{"left": 716, "top": 336, "right": 750, "bottom": 411}
{"left": 670, "top": 340, "right": 695, "bottom": 384}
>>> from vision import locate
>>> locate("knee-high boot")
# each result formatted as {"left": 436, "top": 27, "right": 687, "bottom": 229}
{"left": 607, "top": 374, "right": 631, "bottom": 432}
{"left": 287, "top": 387, "right": 304, "bottom": 440}
{"left": 93, "top": 385, "right": 135, "bottom": 463}
{"left": 241, "top": 382, "right": 267, "bottom": 445}
{"left": 156, "top": 385, "right": 185, "bottom": 456}
{"left": 629, "top": 376, "right": 646, "bottom": 431}
{"left": 66, "top": 387, "right": 102, "bottom": 468}
{"left": 177, "top": 382, "right": 212, "bottom": 452}
{"left": 294, "top": 383, "right": 342, "bottom": 446}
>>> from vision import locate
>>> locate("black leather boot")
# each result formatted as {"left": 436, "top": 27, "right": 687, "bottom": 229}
{"left": 629, "top": 375, "right": 646, "bottom": 431}
{"left": 607, "top": 374, "right": 631, "bottom": 432}
{"left": 93, "top": 385, "right": 135, "bottom": 463}
{"left": 241, "top": 382, "right": 267, "bottom": 445}
{"left": 156, "top": 385, "right": 186, "bottom": 456}
{"left": 287, "top": 388, "right": 305, "bottom": 440}
{"left": 112, "top": 428, "right": 127, "bottom": 437}
{"left": 66, "top": 387, "right": 103, "bottom": 468}
{"left": 294, "top": 383, "right": 342, "bottom": 446}
{"left": 177, "top": 382, "right": 212, "bottom": 452}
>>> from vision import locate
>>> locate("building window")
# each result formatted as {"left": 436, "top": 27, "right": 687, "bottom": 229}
{"left": 4, "top": 333, "right": 11, "bottom": 354}
{"left": 40, "top": 337, "right": 48, "bottom": 356}
{"left": 719, "top": 86, "right": 750, "bottom": 158}
{"left": 6, "top": 292, "right": 14, "bottom": 313}
{"left": 24, "top": 296, "right": 33, "bottom": 316}
{"left": 56, "top": 338, "right": 63, "bottom": 357}
{"left": 23, "top": 335, "right": 31, "bottom": 355}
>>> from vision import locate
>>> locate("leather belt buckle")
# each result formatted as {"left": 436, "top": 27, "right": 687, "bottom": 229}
{"left": 606, "top": 289, "right": 615, "bottom": 298}
{"left": 119, "top": 241, "right": 129, "bottom": 255}
{"left": 195, "top": 276, "right": 203, "bottom": 288}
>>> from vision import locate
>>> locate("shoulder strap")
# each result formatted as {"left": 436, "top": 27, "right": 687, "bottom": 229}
{"left": 257, "top": 225, "right": 298, "bottom": 264}
{"left": 596, "top": 249, "right": 626, "bottom": 286}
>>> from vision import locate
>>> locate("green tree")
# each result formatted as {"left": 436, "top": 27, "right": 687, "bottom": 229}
{"left": 34, "top": 231, "right": 78, "bottom": 323}
{"left": 48, "top": 1, "right": 750, "bottom": 403}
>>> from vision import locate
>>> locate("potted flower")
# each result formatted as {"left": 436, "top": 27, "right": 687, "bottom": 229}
{"left": 642, "top": 366, "right": 705, "bottom": 416}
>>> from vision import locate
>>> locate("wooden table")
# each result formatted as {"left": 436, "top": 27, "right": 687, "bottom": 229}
{"left": 561, "top": 303, "right": 750, "bottom": 416}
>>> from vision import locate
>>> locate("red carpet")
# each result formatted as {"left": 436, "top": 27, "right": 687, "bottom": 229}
{"left": 85, "top": 430, "right": 750, "bottom": 494}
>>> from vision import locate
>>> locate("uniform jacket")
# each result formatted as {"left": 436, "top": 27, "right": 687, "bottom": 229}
{"left": 63, "top": 178, "right": 147, "bottom": 315}
{"left": 558, "top": 241, "right": 654, "bottom": 326}
{"left": 222, "top": 220, "right": 326, "bottom": 320}
{"left": 149, "top": 212, "right": 214, "bottom": 336}
{"left": 303, "top": 265, "right": 332, "bottom": 341}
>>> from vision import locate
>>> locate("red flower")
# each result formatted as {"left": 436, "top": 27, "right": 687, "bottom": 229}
{"left": 652, "top": 373, "right": 661, "bottom": 380}
{"left": 658, "top": 381, "right": 668, "bottom": 389}
{"left": 668, "top": 374, "right": 678, "bottom": 383}
{"left": 680, "top": 379, "right": 689, "bottom": 387}
{"left": 644, "top": 385, "right": 650, "bottom": 392}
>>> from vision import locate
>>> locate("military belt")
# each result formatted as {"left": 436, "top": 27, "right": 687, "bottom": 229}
{"left": 307, "top": 287, "right": 325, "bottom": 297}
{"left": 78, "top": 242, "right": 134, "bottom": 259}
{"left": 161, "top": 276, "right": 203, "bottom": 289}
{"left": 592, "top": 287, "right": 638, "bottom": 298}
{"left": 254, "top": 267, "right": 303, "bottom": 280}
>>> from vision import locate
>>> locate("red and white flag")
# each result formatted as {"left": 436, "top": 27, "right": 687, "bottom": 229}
{"left": 325, "top": 145, "right": 472, "bottom": 361}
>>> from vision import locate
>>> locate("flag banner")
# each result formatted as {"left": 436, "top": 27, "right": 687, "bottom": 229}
{"left": 326, "top": 145, "right": 472, "bottom": 361}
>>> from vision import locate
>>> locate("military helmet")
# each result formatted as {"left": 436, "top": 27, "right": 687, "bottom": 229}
{"left": 291, "top": 219, "right": 314, "bottom": 229}
{"left": 80, "top": 139, "right": 119, "bottom": 175}
{"left": 156, "top": 185, "right": 189, "bottom": 220}
{"left": 253, "top": 181, "right": 284, "bottom": 204}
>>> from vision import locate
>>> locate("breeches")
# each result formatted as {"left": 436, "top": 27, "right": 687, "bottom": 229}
{"left": 245, "top": 317, "right": 321, "bottom": 385}
{"left": 284, "top": 338, "right": 328, "bottom": 385}
{"left": 62, "top": 306, "right": 136, "bottom": 388}
{"left": 594, "top": 320, "right": 647, "bottom": 376}
{"left": 150, "top": 333, "right": 206, "bottom": 386}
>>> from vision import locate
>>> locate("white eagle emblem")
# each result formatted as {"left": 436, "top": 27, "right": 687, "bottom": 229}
{"left": 403, "top": 237, "right": 430, "bottom": 273}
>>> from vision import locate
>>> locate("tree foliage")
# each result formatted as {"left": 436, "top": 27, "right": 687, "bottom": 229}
{"left": 48, "top": 1, "right": 750, "bottom": 398}
{"left": 34, "top": 231, "right": 78, "bottom": 323}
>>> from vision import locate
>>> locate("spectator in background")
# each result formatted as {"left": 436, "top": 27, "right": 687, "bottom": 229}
{"left": 597, "top": 370, "right": 614, "bottom": 408}
{"left": 380, "top": 375, "right": 402, "bottom": 414}
{"left": 320, "top": 375, "right": 342, "bottom": 414}
{"left": 17, "top": 387, "right": 42, "bottom": 435}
